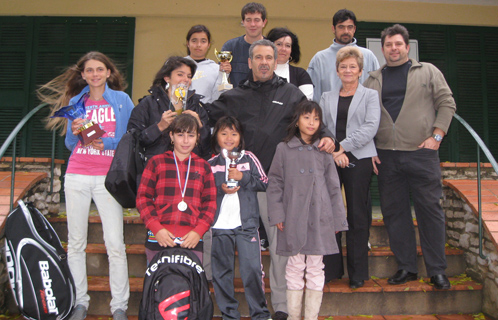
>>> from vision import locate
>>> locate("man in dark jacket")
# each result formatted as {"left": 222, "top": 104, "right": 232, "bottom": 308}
{"left": 206, "top": 39, "right": 335, "bottom": 320}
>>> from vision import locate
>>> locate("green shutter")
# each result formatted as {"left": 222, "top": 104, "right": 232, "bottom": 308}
{"left": 0, "top": 17, "right": 33, "bottom": 156}
{"left": 356, "top": 22, "right": 498, "bottom": 205}
{"left": 0, "top": 16, "right": 135, "bottom": 161}
{"left": 357, "top": 22, "right": 498, "bottom": 163}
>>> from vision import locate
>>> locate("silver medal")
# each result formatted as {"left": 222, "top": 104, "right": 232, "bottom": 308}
{"left": 178, "top": 200, "right": 188, "bottom": 212}
{"left": 173, "top": 152, "right": 191, "bottom": 213}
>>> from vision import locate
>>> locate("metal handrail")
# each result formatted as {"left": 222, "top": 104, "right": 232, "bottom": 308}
{"left": 0, "top": 103, "right": 57, "bottom": 211}
{"left": 453, "top": 113, "right": 498, "bottom": 260}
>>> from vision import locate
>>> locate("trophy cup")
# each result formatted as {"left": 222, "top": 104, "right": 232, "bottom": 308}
{"left": 223, "top": 149, "right": 243, "bottom": 188}
{"left": 214, "top": 48, "right": 233, "bottom": 91}
{"left": 51, "top": 93, "right": 105, "bottom": 145}
{"left": 172, "top": 83, "right": 188, "bottom": 116}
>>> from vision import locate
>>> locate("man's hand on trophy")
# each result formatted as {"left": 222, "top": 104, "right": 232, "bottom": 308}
{"left": 220, "top": 61, "right": 232, "bottom": 74}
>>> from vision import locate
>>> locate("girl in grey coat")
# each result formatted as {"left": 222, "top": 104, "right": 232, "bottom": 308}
{"left": 267, "top": 101, "right": 348, "bottom": 320}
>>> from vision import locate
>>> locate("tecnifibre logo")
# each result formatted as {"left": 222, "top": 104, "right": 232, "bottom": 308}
{"left": 39, "top": 261, "right": 59, "bottom": 315}
{"left": 145, "top": 254, "right": 205, "bottom": 276}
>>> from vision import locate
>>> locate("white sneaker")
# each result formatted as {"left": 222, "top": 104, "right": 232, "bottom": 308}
{"left": 113, "top": 308, "right": 128, "bottom": 320}
{"left": 69, "top": 305, "right": 87, "bottom": 320}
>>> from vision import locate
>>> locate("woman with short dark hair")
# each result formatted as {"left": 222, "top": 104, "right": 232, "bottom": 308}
{"left": 267, "top": 27, "right": 314, "bottom": 100}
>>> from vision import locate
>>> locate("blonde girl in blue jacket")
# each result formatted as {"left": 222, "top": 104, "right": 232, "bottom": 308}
{"left": 39, "top": 51, "right": 133, "bottom": 320}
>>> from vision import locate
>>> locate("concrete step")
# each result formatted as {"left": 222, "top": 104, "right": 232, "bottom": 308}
{"left": 83, "top": 275, "right": 483, "bottom": 317}
{"left": 47, "top": 216, "right": 421, "bottom": 247}
{"left": 77, "top": 243, "right": 465, "bottom": 278}
{"left": 65, "top": 315, "right": 496, "bottom": 320}
{"left": 49, "top": 213, "right": 145, "bottom": 244}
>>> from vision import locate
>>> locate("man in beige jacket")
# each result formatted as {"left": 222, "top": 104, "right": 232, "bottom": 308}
{"left": 364, "top": 24, "right": 456, "bottom": 290}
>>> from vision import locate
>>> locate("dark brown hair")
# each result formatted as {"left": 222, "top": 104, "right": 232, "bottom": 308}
{"left": 211, "top": 116, "right": 246, "bottom": 153}
{"left": 284, "top": 100, "right": 323, "bottom": 144}
{"left": 241, "top": 2, "right": 267, "bottom": 21}
{"left": 151, "top": 56, "right": 197, "bottom": 89}
{"left": 266, "top": 27, "right": 301, "bottom": 63}
{"left": 381, "top": 24, "right": 409, "bottom": 47}
{"left": 186, "top": 25, "right": 212, "bottom": 56}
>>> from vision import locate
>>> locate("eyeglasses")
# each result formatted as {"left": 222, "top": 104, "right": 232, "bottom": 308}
{"left": 336, "top": 25, "right": 355, "bottom": 31}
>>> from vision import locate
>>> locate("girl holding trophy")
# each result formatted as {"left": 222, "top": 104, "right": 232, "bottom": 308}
{"left": 127, "top": 56, "right": 211, "bottom": 161}
{"left": 207, "top": 116, "right": 271, "bottom": 320}
{"left": 185, "top": 24, "right": 231, "bottom": 103}
{"left": 38, "top": 51, "right": 133, "bottom": 320}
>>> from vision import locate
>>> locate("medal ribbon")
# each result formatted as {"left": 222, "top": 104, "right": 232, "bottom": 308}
{"left": 173, "top": 152, "right": 191, "bottom": 204}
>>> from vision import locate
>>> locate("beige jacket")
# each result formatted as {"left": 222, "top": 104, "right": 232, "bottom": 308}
{"left": 363, "top": 59, "right": 456, "bottom": 151}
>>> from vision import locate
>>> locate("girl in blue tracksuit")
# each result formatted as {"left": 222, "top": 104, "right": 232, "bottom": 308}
{"left": 208, "top": 116, "right": 271, "bottom": 320}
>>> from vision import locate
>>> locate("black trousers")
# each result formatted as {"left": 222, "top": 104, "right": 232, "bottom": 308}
{"left": 323, "top": 154, "right": 373, "bottom": 281}
{"left": 376, "top": 148, "right": 447, "bottom": 276}
{"left": 211, "top": 226, "right": 270, "bottom": 320}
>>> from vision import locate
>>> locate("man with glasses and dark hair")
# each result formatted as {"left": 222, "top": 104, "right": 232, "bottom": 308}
{"left": 308, "top": 9, "right": 379, "bottom": 102}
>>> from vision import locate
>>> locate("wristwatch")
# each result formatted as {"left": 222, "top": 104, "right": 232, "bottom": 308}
{"left": 432, "top": 134, "right": 443, "bottom": 142}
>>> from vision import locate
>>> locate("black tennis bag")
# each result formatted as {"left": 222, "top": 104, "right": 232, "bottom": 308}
{"left": 4, "top": 200, "right": 75, "bottom": 320}
{"left": 138, "top": 247, "right": 213, "bottom": 320}
{"left": 105, "top": 128, "right": 145, "bottom": 208}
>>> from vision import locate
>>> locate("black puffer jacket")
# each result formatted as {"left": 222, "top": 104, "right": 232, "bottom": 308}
{"left": 127, "top": 86, "right": 211, "bottom": 161}
{"left": 206, "top": 75, "right": 307, "bottom": 173}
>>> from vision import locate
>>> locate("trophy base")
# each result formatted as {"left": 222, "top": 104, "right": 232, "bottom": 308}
{"left": 218, "top": 83, "right": 233, "bottom": 92}
{"left": 226, "top": 180, "right": 239, "bottom": 188}
{"left": 78, "top": 123, "right": 106, "bottom": 146}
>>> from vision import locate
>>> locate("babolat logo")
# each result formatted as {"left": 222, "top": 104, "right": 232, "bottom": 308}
{"left": 39, "top": 261, "right": 59, "bottom": 315}
{"left": 5, "top": 245, "right": 15, "bottom": 292}
{"left": 145, "top": 254, "right": 205, "bottom": 276}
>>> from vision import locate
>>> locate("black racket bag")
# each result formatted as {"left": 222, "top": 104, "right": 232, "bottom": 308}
{"left": 4, "top": 200, "right": 75, "bottom": 320}
{"left": 138, "top": 247, "right": 213, "bottom": 320}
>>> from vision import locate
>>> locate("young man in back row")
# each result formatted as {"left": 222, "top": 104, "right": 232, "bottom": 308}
{"left": 222, "top": 2, "right": 267, "bottom": 87}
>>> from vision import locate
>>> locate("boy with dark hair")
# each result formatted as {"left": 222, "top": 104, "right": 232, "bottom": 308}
{"left": 221, "top": 2, "right": 267, "bottom": 87}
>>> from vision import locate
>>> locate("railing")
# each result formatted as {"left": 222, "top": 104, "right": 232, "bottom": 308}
{"left": 0, "top": 103, "right": 57, "bottom": 211}
{"left": 0, "top": 105, "right": 496, "bottom": 259}
{"left": 453, "top": 113, "right": 498, "bottom": 260}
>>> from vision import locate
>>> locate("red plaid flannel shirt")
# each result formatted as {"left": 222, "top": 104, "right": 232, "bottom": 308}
{"left": 136, "top": 151, "right": 216, "bottom": 239}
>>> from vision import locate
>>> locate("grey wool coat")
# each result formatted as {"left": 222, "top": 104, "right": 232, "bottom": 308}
{"left": 267, "top": 136, "right": 348, "bottom": 256}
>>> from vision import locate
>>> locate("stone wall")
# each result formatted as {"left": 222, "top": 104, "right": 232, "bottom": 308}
{"left": 0, "top": 157, "right": 64, "bottom": 215}
{"left": 442, "top": 163, "right": 498, "bottom": 317}
{"left": 441, "top": 162, "right": 498, "bottom": 180}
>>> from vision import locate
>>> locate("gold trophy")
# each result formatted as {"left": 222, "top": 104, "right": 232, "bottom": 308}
{"left": 172, "top": 84, "right": 188, "bottom": 116}
{"left": 214, "top": 48, "right": 233, "bottom": 91}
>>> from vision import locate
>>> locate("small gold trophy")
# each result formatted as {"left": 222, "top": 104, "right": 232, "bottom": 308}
{"left": 214, "top": 48, "right": 233, "bottom": 91}
{"left": 172, "top": 84, "right": 188, "bottom": 116}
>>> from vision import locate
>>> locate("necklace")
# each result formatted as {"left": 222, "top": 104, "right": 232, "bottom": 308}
{"left": 340, "top": 84, "right": 358, "bottom": 96}
{"left": 173, "top": 152, "right": 191, "bottom": 212}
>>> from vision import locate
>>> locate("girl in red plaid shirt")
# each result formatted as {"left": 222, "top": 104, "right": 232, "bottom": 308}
{"left": 136, "top": 113, "right": 217, "bottom": 263}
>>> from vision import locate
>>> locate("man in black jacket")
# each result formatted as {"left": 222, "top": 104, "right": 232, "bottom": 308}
{"left": 206, "top": 39, "right": 335, "bottom": 320}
